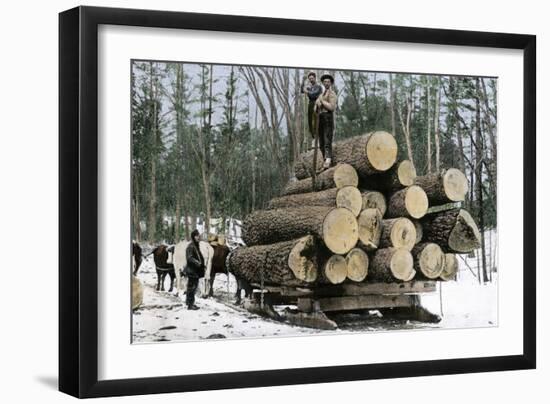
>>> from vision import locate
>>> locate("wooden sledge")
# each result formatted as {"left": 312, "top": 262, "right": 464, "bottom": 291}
{"left": 248, "top": 281, "right": 441, "bottom": 330}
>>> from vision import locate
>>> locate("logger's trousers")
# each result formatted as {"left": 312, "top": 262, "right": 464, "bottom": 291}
{"left": 185, "top": 276, "right": 199, "bottom": 307}
{"left": 307, "top": 101, "right": 317, "bottom": 138}
{"left": 318, "top": 112, "right": 334, "bottom": 160}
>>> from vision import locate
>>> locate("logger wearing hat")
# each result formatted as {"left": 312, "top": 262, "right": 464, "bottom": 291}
{"left": 183, "top": 229, "right": 206, "bottom": 310}
{"left": 301, "top": 71, "right": 323, "bottom": 145}
{"left": 315, "top": 72, "right": 337, "bottom": 168}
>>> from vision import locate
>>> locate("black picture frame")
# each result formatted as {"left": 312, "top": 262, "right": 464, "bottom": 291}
{"left": 59, "top": 5, "right": 536, "bottom": 398}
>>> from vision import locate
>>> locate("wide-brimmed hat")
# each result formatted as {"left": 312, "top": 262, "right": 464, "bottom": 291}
{"left": 320, "top": 73, "right": 334, "bottom": 84}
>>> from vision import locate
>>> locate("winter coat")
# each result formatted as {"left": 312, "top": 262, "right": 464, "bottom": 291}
{"left": 184, "top": 241, "right": 205, "bottom": 278}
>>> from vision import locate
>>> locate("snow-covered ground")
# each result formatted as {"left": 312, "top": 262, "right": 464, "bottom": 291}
{"left": 132, "top": 244, "right": 498, "bottom": 343}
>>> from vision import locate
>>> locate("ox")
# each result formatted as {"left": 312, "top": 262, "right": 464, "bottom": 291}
{"left": 150, "top": 244, "right": 176, "bottom": 292}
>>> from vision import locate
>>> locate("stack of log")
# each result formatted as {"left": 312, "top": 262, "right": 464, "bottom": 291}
{"left": 228, "top": 131, "right": 480, "bottom": 288}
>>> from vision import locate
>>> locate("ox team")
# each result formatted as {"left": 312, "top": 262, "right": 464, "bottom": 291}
{"left": 133, "top": 229, "right": 234, "bottom": 311}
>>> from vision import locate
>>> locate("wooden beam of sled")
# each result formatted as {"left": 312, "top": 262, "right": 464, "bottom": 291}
{"left": 298, "top": 294, "right": 415, "bottom": 313}
{"left": 251, "top": 281, "right": 436, "bottom": 298}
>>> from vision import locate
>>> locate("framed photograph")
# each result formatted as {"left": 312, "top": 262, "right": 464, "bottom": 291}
{"left": 59, "top": 6, "right": 536, "bottom": 398}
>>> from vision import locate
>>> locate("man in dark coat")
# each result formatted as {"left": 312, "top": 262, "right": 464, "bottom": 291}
{"left": 184, "top": 229, "right": 205, "bottom": 310}
{"left": 301, "top": 71, "right": 323, "bottom": 145}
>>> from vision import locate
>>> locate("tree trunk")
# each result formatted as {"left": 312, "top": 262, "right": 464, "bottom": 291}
{"left": 357, "top": 208, "right": 382, "bottom": 251}
{"left": 174, "top": 198, "right": 181, "bottom": 242}
{"left": 147, "top": 62, "right": 157, "bottom": 242}
{"left": 242, "top": 206, "right": 359, "bottom": 255}
{"left": 132, "top": 197, "right": 141, "bottom": 241}
{"left": 345, "top": 248, "right": 369, "bottom": 282}
{"left": 398, "top": 88, "right": 415, "bottom": 169}
{"left": 421, "top": 208, "right": 481, "bottom": 253}
{"left": 379, "top": 217, "right": 417, "bottom": 251}
{"left": 450, "top": 78, "right": 466, "bottom": 173}
{"left": 434, "top": 77, "right": 441, "bottom": 172}
{"left": 294, "top": 131, "right": 398, "bottom": 179}
{"left": 268, "top": 186, "right": 362, "bottom": 216}
{"left": 426, "top": 81, "right": 432, "bottom": 173}
{"left": 440, "top": 253, "right": 458, "bottom": 281}
{"left": 390, "top": 73, "right": 396, "bottom": 137}
{"left": 368, "top": 248, "right": 415, "bottom": 282}
{"left": 227, "top": 235, "right": 320, "bottom": 286}
{"left": 386, "top": 185, "right": 429, "bottom": 219}
{"left": 283, "top": 163, "right": 358, "bottom": 196}
{"left": 148, "top": 158, "right": 157, "bottom": 241}
{"left": 361, "top": 190, "right": 387, "bottom": 216}
{"left": 414, "top": 168, "right": 468, "bottom": 205}
{"left": 360, "top": 160, "right": 416, "bottom": 193}
{"left": 475, "top": 78, "right": 489, "bottom": 283}
{"left": 412, "top": 242, "right": 444, "bottom": 280}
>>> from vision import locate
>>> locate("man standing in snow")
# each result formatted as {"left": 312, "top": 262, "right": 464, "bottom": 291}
{"left": 184, "top": 229, "right": 205, "bottom": 310}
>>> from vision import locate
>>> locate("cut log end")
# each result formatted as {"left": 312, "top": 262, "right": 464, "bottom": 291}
{"left": 287, "top": 235, "right": 318, "bottom": 282}
{"left": 362, "top": 191, "right": 387, "bottom": 216}
{"left": 405, "top": 185, "right": 429, "bottom": 219}
{"left": 397, "top": 160, "right": 417, "bottom": 187}
{"left": 323, "top": 255, "right": 348, "bottom": 284}
{"left": 333, "top": 163, "right": 359, "bottom": 188}
{"left": 389, "top": 218, "right": 417, "bottom": 251}
{"left": 443, "top": 168, "right": 469, "bottom": 202}
{"left": 390, "top": 249, "right": 415, "bottom": 281}
{"left": 357, "top": 208, "right": 382, "bottom": 250}
{"left": 449, "top": 209, "right": 482, "bottom": 252}
{"left": 441, "top": 253, "right": 459, "bottom": 281}
{"left": 365, "top": 131, "right": 398, "bottom": 172}
{"left": 345, "top": 248, "right": 369, "bottom": 282}
{"left": 415, "top": 243, "right": 444, "bottom": 279}
{"left": 336, "top": 186, "right": 363, "bottom": 216}
{"left": 322, "top": 208, "right": 359, "bottom": 254}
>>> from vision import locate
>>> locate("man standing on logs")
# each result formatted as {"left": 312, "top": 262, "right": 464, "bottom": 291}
{"left": 301, "top": 71, "right": 323, "bottom": 147}
{"left": 184, "top": 229, "right": 206, "bottom": 310}
{"left": 315, "top": 73, "right": 337, "bottom": 169}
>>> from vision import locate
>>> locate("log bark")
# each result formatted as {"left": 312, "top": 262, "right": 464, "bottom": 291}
{"left": 360, "top": 160, "right": 417, "bottom": 192}
{"left": 242, "top": 206, "right": 358, "bottom": 254}
{"left": 368, "top": 248, "right": 415, "bottom": 282}
{"left": 345, "top": 248, "right": 369, "bottom": 282}
{"left": 268, "top": 186, "right": 362, "bottom": 216}
{"left": 361, "top": 190, "right": 387, "bottom": 216}
{"left": 283, "top": 163, "right": 358, "bottom": 196}
{"left": 386, "top": 185, "right": 429, "bottom": 219}
{"left": 421, "top": 208, "right": 481, "bottom": 253}
{"left": 414, "top": 168, "right": 468, "bottom": 205}
{"left": 294, "top": 131, "right": 398, "bottom": 179}
{"left": 379, "top": 217, "right": 417, "bottom": 251}
{"left": 440, "top": 253, "right": 459, "bottom": 281}
{"left": 357, "top": 208, "right": 382, "bottom": 251}
{"left": 412, "top": 242, "right": 445, "bottom": 279}
{"left": 227, "top": 235, "right": 319, "bottom": 286}
{"left": 412, "top": 220, "right": 423, "bottom": 244}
